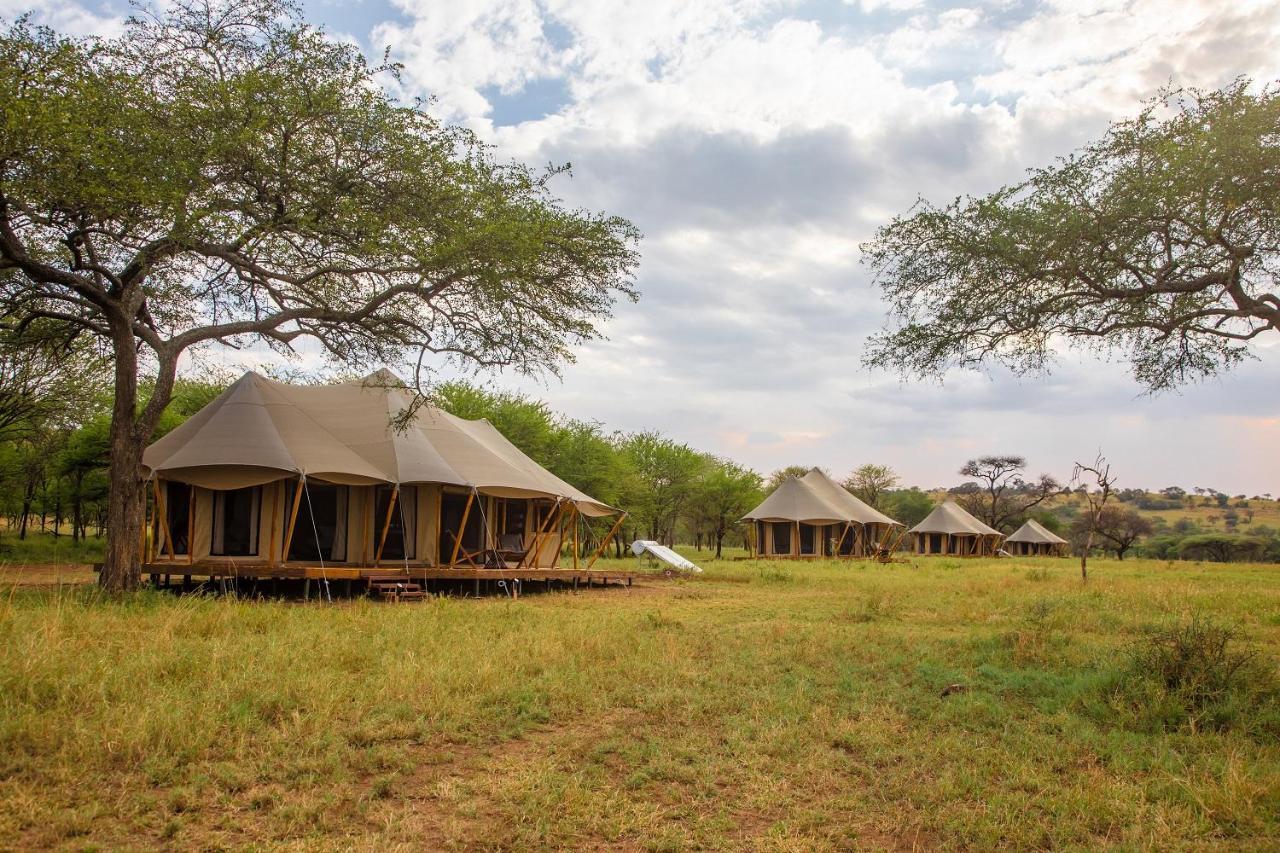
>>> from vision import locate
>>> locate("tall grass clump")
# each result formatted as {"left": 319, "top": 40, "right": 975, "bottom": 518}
{"left": 1102, "top": 617, "right": 1280, "bottom": 735}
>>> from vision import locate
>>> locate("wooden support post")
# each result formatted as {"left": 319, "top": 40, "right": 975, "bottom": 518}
{"left": 793, "top": 521, "right": 800, "bottom": 557}
{"left": 571, "top": 505, "right": 580, "bottom": 571}
{"left": 375, "top": 484, "right": 400, "bottom": 564}
{"left": 268, "top": 482, "right": 280, "bottom": 567}
{"left": 140, "top": 489, "right": 150, "bottom": 564}
{"left": 523, "top": 500, "right": 564, "bottom": 570}
{"left": 186, "top": 484, "right": 195, "bottom": 565}
{"left": 281, "top": 477, "right": 306, "bottom": 566}
{"left": 449, "top": 490, "right": 475, "bottom": 568}
{"left": 835, "top": 521, "right": 853, "bottom": 557}
{"left": 587, "top": 513, "right": 627, "bottom": 568}
{"left": 153, "top": 480, "right": 177, "bottom": 562}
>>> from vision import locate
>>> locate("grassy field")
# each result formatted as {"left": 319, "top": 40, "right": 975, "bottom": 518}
{"left": 2, "top": 555, "right": 1279, "bottom": 850}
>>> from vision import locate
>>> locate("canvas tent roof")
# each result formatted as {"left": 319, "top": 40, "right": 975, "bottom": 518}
{"left": 1006, "top": 518, "right": 1068, "bottom": 545}
{"left": 909, "top": 500, "right": 1002, "bottom": 537}
{"left": 142, "top": 371, "right": 616, "bottom": 516}
{"left": 742, "top": 468, "right": 902, "bottom": 526}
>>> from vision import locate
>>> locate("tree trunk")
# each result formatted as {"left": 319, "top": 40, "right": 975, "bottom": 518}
{"left": 99, "top": 326, "right": 170, "bottom": 593}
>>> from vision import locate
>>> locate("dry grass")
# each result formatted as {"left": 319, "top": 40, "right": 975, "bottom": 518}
{"left": 1, "top": 554, "right": 1279, "bottom": 850}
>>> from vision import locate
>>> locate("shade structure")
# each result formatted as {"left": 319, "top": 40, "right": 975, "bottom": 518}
{"left": 909, "top": 500, "right": 1004, "bottom": 556}
{"left": 139, "top": 371, "right": 629, "bottom": 573}
{"left": 1005, "top": 519, "right": 1068, "bottom": 556}
{"left": 143, "top": 371, "right": 614, "bottom": 516}
{"left": 741, "top": 469, "right": 902, "bottom": 558}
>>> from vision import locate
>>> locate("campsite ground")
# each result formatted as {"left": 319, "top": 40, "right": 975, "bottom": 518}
{"left": 2, "top": 554, "right": 1278, "bottom": 850}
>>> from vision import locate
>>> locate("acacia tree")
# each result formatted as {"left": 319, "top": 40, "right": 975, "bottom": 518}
{"left": 863, "top": 80, "right": 1279, "bottom": 391}
{"left": 1072, "top": 454, "right": 1115, "bottom": 581}
{"left": 0, "top": 1, "right": 639, "bottom": 591}
{"left": 843, "top": 463, "right": 899, "bottom": 510}
{"left": 1071, "top": 504, "right": 1152, "bottom": 560}
{"left": 955, "top": 455, "right": 1059, "bottom": 531}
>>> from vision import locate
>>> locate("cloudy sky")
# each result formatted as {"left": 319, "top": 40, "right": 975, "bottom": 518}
{"left": 14, "top": 0, "right": 1280, "bottom": 493}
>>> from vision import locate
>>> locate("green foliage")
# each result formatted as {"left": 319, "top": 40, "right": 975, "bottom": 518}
{"left": 1178, "top": 533, "right": 1271, "bottom": 563}
{"left": 864, "top": 79, "right": 1280, "bottom": 390}
{"left": 1103, "top": 618, "right": 1279, "bottom": 735}
{"left": 883, "top": 487, "right": 934, "bottom": 528}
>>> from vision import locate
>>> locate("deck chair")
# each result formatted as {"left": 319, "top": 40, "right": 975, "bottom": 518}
{"left": 494, "top": 533, "right": 531, "bottom": 565}
{"left": 442, "top": 531, "right": 485, "bottom": 568}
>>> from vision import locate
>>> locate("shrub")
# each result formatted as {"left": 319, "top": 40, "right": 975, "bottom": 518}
{"left": 1104, "top": 617, "right": 1279, "bottom": 735}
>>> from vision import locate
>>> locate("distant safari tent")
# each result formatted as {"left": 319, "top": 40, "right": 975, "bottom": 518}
{"left": 1005, "top": 519, "right": 1068, "bottom": 556}
{"left": 909, "top": 500, "right": 1003, "bottom": 556}
{"left": 139, "top": 371, "right": 629, "bottom": 594}
{"left": 742, "top": 469, "right": 903, "bottom": 558}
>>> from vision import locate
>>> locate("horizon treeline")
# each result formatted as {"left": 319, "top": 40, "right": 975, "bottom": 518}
{"left": 1, "top": 372, "right": 1277, "bottom": 562}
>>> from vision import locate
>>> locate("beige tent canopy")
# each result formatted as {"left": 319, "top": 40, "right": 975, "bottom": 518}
{"left": 742, "top": 469, "right": 902, "bottom": 558}
{"left": 1005, "top": 519, "right": 1068, "bottom": 556}
{"left": 140, "top": 371, "right": 620, "bottom": 570}
{"left": 909, "top": 500, "right": 1004, "bottom": 556}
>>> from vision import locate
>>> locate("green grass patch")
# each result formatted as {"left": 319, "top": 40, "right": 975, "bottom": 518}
{"left": 1, "top": 555, "right": 1278, "bottom": 847}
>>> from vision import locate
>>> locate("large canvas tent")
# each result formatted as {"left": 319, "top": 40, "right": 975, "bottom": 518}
{"left": 140, "top": 371, "right": 622, "bottom": 571}
{"left": 1005, "top": 519, "right": 1068, "bottom": 556}
{"left": 909, "top": 500, "right": 1004, "bottom": 556}
{"left": 742, "top": 469, "right": 902, "bottom": 558}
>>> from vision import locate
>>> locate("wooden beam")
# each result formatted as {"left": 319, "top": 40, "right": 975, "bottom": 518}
{"left": 521, "top": 500, "right": 563, "bottom": 570}
{"left": 587, "top": 513, "right": 625, "bottom": 568}
{"left": 835, "top": 521, "right": 853, "bottom": 557}
{"left": 448, "top": 490, "right": 475, "bottom": 568}
{"left": 281, "top": 477, "right": 306, "bottom": 564}
{"left": 571, "top": 505, "right": 580, "bottom": 571}
{"left": 153, "top": 480, "right": 176, "bottom": 562}
{"left": 267, "top": 483, "right": 280, "bottom": 567}
{"left": 375, "top": 484, "right": 400, "bottom": 564}
{"left": 187, "top": 484, "right": 195, "bottom": 565}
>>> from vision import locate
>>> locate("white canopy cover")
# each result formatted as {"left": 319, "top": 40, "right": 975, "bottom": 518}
{"left": 1006, "top": 518, "right": 1068, "bottom": 545}
{"left": 909, "top": 500, "right": 1002, "bottom": 537}
{"left": 742, "top": 468, "right": 902, "bottom": 526}
{"left": 142, "top": 371, "right": 616, "bottom": 516}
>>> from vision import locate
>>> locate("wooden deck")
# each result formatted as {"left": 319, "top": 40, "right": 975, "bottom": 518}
{"left": 131, "top": 561, "right": 635, "bottom": 596}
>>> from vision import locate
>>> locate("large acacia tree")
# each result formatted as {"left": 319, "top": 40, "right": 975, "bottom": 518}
{"left": 0, "top": 1, "right": 639, "bottom": 591}
{"left": 863, "top": 80, "right": 1279, "bottom": 390}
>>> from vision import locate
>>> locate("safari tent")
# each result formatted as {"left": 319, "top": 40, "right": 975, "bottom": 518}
{"left": 1005, "top": 519, "right": 1068, "bottom": 556}
{"left": 909, "top": 500, "right": 1004, "bottom": 556}
{"left": 140, "top": 371, "right": 623, "bottom": 575}
{"left": 742, "top": 469, "right": 903, "bottom": 558}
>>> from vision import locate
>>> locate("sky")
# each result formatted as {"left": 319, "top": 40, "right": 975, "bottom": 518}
{"left": 11, "top": 0, "right": 1280, "bottom": 494}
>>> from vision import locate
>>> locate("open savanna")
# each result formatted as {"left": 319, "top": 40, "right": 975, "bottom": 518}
{"left": 2, "top": 555, "right": 1279, "bottom": 850}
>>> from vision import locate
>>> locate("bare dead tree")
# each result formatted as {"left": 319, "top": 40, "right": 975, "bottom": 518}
{"left": 1072, "top": 452, "right": 1115, "bottom": 582}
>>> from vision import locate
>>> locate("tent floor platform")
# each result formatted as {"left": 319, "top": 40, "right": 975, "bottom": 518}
{"left": 132, "top": 562, "right": 635, "bottom": 586}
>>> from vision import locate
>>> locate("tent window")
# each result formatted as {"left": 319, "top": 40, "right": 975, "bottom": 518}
{"left": 159, "top": 483, "right": 191, "bottom": 556}
{"left": 929, "top": 533, "right": 942, "bottom": 553}
{"left": 286, "top": 482, "right": 347, "bottom": 562}
{"left": 500, "top": 499, "right": 528, "bottom": 536}
{"left": 798, "top": 523, "right": 817, "bottom": 555}
{"left": 374, "top": 485, "right": 416, "bottom": 561}
{"left": 440, "top": 491, "right": 483, "bottom": 560}
{"left": 771, "top": 522, "right": 791, "bottom": 555}
{"left": 211, "top": 486, "right": 260, "bottom": 556}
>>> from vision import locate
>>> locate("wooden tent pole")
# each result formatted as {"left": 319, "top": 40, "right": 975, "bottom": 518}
{"left": 268, "top": 483, "right": 280, "bottom": 567}
{"left": 571, "top": 505, "right": 580, "bottom": 571}
{"left": 587, "top": 512, "right": 625, "bottom": 568}
{"left": 793, "top": 521, "right": 799, "bottom": 557}
{"left": 835, "top": 521, "right": 852, "bottom": 557}
{"left": 187, "top": 484, "right": 195, "bottom": 565}
{"left": 519, "top": 500, "right": 558, "bottom": 570}
{"left": 153, "top": 480, "right": 176, "bottom": 562}
{"left": 140, "top": 488, "right": 150, "bottom": 564}
{"left": 448, "top": 490, "right": 475, "bottom": 568}
{"left": 281, "top": 476, "right": 306, "bottom": 565}
{"left": 375, "top": 484, "right": 400, "bottom": 564}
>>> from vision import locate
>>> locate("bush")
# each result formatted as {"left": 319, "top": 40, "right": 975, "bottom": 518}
{"left": 1104, "top": 618, "right": 1279, "bottom": 735}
